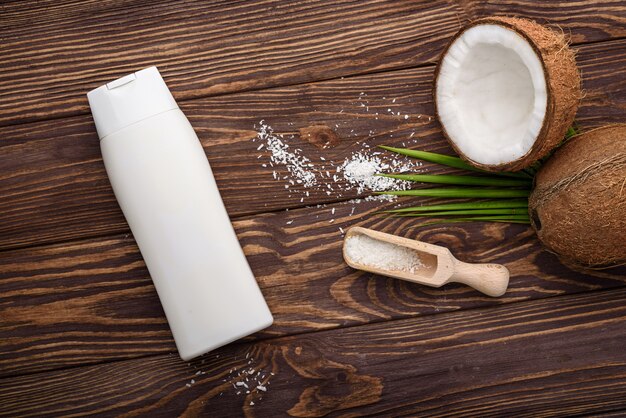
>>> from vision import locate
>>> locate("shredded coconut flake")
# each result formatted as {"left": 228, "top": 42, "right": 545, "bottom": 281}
{"left": 338, "top": 151, "right": 414, "bottom": 193}
{"left": 258, "top": 121, "right": 317, "bottom": 188}
{"left": 254, "top": 111, "right": 423, "bottom": 205}
{"left": 200, "top": 359, "right": 275, "bottom": 405}
{"left": 345, "top": 233, "right": 423, "bottom": 273}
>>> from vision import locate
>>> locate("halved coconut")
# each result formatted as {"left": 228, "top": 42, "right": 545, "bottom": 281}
{"left": 435, "top": 17, "right": 581, "bottom": 172}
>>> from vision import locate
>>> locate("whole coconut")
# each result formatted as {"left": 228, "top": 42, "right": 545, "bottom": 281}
{"left": 529, "top": 125, "right": 626, "bottom": 266}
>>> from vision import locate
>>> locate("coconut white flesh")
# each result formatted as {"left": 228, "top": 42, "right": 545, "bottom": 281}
{"left": 436, "top": 24, "right": 548, "bottom": 166}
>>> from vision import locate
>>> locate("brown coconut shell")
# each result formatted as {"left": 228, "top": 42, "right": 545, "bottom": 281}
{"left": 434, "top": 16, "right": 582, "bottom": 172}
{"left": 529, "top": 124, "right": 626, "bottom": 267}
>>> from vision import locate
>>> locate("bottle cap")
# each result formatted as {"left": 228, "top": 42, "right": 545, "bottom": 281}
{"left": 87, "top": 66, "right": 178, "bottom": 139}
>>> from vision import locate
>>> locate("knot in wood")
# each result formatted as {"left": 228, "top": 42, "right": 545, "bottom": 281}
{"left": 299, "top": 125, "right": 340, "bottom": 149}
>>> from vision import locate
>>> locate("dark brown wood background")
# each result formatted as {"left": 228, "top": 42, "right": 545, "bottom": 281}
{"left": 1, "top": 1, "right": 626, "bottom": 416}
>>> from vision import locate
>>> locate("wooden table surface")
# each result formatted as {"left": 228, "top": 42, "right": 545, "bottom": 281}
{"left": 1, "top": 1, "right": 626, "bottom": 416}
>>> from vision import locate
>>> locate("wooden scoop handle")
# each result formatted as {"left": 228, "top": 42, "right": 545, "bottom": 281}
{"left": 447, "top": 259, "right": 510, "bottom": 297}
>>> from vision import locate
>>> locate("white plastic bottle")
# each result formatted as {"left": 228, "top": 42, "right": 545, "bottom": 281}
{"left": 87, "top": 67, "right": 273, "bottom": 361}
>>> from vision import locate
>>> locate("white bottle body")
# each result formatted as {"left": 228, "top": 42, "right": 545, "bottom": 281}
{"left": 100, "top": 109, "right": 272, "bottom": 360}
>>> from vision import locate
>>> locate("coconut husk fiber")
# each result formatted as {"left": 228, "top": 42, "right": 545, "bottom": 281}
{"left": 529, "top": 125, "right": 626, "bottom": 267}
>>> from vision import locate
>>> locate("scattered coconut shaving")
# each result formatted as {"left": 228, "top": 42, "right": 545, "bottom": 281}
{"left": 221, "top": 356, "right": 275, "bottom": 402}
{"left": 188, "top": 352, "right": 276, "bottom": 406}
{"left": 254, "top": 118, "right": 421, "bottom": 205}
{"left": 339, "top": 151, "right": 414, "bottom": 193}
{"left": 257, "top": 122, "right": 317, "bottom": 187}
{"left": 252, "top": 94, "right": 429, "bottom": 227}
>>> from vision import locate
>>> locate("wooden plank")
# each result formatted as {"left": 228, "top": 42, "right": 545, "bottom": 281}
{"left": 1, "top": 288, "right": 626, "bottom": 417}
{"left": 1, "top": 39, "right": 625, "bottom": 251}
{"left": 0, "top": 0, "right": 465, "bottom": 127}
{"left": 1, "top": 1, "right": 625, "bottom": 127}
{"left": 2, "top": 196, "right": 626, "bottom": 378}
{"left": 583, "top": 411, "right": 626, "bottom": 417}
{"left": 468, "top": 0, "right": 626, "bottom": 44}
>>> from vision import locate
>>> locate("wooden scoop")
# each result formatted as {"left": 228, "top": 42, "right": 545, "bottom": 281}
{"left": 342, "top": 227, "right": 509, "bottom": 297}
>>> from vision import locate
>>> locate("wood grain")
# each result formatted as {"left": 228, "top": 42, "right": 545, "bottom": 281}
{"left": 2, "top": 196, "right": 625, "bottom": 378}
{"left": 2, "top": 2, "right": 626, "bottom": 415}
{"left": 583, "top": 411, "right": 626, "bottom": 417}
{"left": 468, "top": 0, "right": 626, "bottom": 44}
{"left": 2, "top": 287, "right": 626, "bottom": 417}
{"left": 1, "top": 39, "right": 625, "bottom": 251}
{"left": 0, "top": 0, "right": 465, "bottom": 127}
{"left": 1, "top": 1, "right": 625, "bottom": 127}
